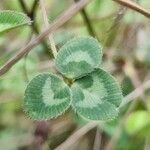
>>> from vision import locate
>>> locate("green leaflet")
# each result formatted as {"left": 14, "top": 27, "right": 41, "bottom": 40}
{"left": 24, "top": 36, "right": 123, "bottom": 121}
{"left": 24, "top": 73, "right": 71, "bottom": 120}
{"left": 126, "top": 111, "right": 150, "bottom": 135}
{"left": 0, "top": 10, "right": 31, "bottom": 33}
{"left": 55, "top": 37, "right": 102, "bottom": 79}
{"left": 71, "top": 68, "right": 122, "bottom": 120}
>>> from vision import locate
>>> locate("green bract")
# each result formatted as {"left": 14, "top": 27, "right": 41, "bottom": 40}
{"left": 55, "top": 37, "right": 102, "bottom": 79}
{"left": 24, "top": 73, "right": 71, "bottom": 120}
{"left": 71, "top": 68, "right": 122, "bottom": 120}
{"left": 24, "top": 36, "right": 122, "bottom": 121}
{"left": 0, "top": 10, "right": 31, "bottom": 33}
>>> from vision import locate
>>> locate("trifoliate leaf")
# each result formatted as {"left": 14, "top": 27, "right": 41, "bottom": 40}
{"left": 55, "top": 37, "right": 102, "bottom": 79}
{"left": 24, "top": 73, "right": 71, "bottom": 120}
{"left": 0, "top": 10, "right": 31, "bottom": 33}
{"left": 71, "top": 68, "right": 122, "bottom": 120}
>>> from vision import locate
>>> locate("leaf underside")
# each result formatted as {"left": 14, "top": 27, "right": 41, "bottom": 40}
{"left": 0, "top": 10, "right": 31, "bottom": 33}
{"left": 24, "top": 73, "right": 71, "bottom": 120}
{"left": 55, "top": 37, "right": 102, "bottom": 79}
{"left": 71, "top": 68, "right": 122, "bottom": 121}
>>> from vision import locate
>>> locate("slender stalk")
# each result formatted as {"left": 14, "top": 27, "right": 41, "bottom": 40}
{"left": 39, "top": 0, "right": 57, "bottom": 58}
{"left": 113, "top": 0, "right": 150, "bottom": 18}
{"left": 120, "top": 80, "right": 150, "bottom": 107}
{"left": 74, "top": 0, "right": 98, "bottom": 38}
{"left": 124, "top": 61, "right": 146, "bottom": 101}
{"left": 93, "top": 128, "right": 102, "bottom": 150}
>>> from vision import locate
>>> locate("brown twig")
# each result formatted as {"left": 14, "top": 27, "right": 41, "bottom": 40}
{"left": 123, "top": 60, "right": 146, "bottom": 101}
{"left": 113, "top": 0, "right": 150, "bottom": 18}
{"left": 0, "top": 0, "right": 91, "bottom": 76}
{"left": 120, "top": 79, "right": 150, "bottom": 107}
{"left": 55, "top": 122, "right": 98, "bottom": 150}
{"left": 93, "top": 128, "right": 102, "bottom": 150}
{"left": 39, "top": 0, "right": 57, "bottom": 58}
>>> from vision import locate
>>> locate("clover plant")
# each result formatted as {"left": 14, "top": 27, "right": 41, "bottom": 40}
{"left": 24, "top": 37, "right": 123, "bottom": 121}
{"left": 0, "top": 10, "right": 31, "bottom": 34}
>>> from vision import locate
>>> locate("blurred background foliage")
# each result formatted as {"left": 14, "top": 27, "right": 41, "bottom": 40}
{"left": 0, "top": 0, "right": 150, "bottom": 150}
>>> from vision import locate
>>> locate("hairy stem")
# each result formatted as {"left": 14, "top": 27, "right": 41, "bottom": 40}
{"left": 39, "top": 0, "right": 57, "bottom": 58}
